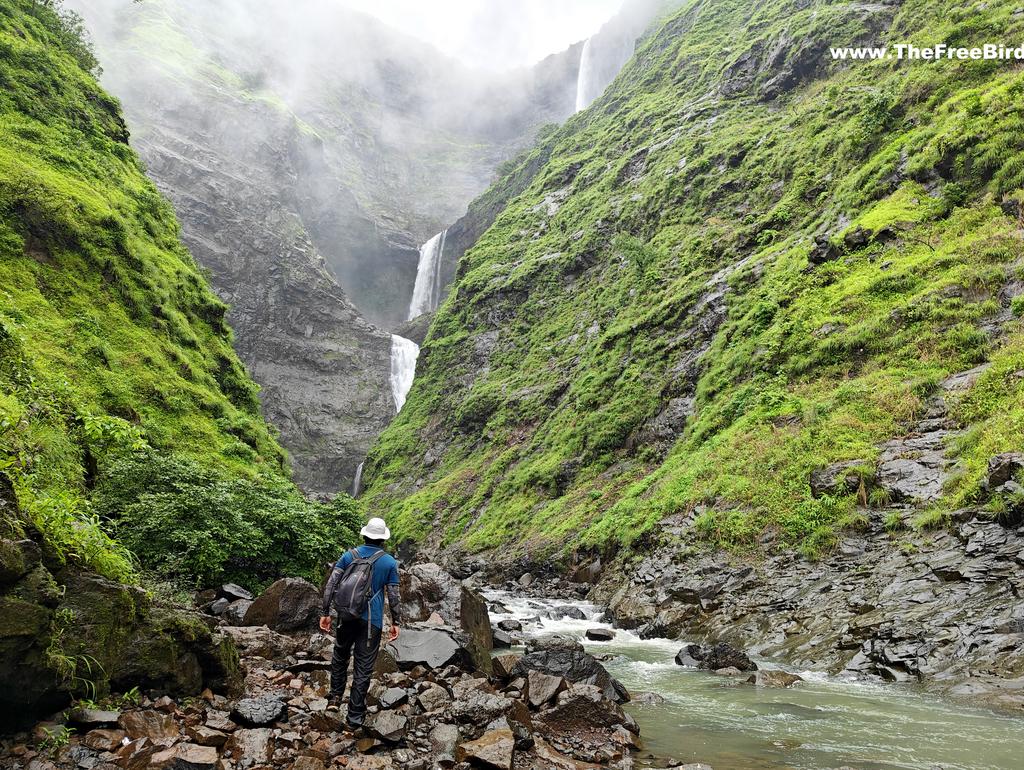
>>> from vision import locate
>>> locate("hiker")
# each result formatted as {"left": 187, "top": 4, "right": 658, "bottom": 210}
{"left": 319, "top": 516, "right": 402, "bottom": 730}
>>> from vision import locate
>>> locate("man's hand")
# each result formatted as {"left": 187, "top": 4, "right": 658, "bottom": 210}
{"left": 318, "top": 615, "right": 332, "bottom": 633}
{"left": 387, "top": 625, "right": 400, "bottom": 642}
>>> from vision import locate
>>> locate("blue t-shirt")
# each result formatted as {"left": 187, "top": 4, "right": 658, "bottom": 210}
{"left": 335, "top": 545, "right": 399, "bottom": 629}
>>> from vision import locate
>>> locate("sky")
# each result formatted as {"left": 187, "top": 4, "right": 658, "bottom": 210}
{"left": 335, "top": 0, "right": 625, "bottom": 70}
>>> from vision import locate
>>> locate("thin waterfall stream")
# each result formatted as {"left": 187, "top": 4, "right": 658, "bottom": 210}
{"left": 486, "top": 592, "right": 1024, "bottom": 770}
{"left": 388, "top": 230, "right": 447, "bottom": 413}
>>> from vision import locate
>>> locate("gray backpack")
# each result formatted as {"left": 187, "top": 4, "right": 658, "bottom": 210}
{"left": 332, "top": 548, "right": 385, "bottom": 620}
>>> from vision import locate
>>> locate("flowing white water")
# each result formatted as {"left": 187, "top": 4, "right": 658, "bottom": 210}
{"left": 351, "top": 461, "right": 364, "bottom": 497}
{"left": 388, "top": 334, "right": 419, "bottom": 412}
{"left": 387, "top": 231, "right": 447, "bottom": 414}
{"left": 408, "top": 230, "right": 447, "bottom": 320}
{"left": 486, "top": 592, "right": 1024, "bottom": 770}
{"left": 575, "top": 36, "right": 595, "bottom": 112}
{"left": 574, "top": 32, "right": 637, "bottom": 113}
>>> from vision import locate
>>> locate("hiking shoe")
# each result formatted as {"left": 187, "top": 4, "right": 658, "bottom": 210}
{"left": 344, "top": 720, "right": 363, "bottom": 735}
{"left": 327, "top": 694, "right": 344, "bottom": 709}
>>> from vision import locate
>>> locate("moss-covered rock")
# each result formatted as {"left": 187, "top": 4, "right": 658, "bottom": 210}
{"left": 0, "top": 486, "right": 239, "bottom": 724}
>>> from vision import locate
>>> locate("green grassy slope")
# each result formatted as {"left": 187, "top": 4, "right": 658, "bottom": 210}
{"left": 364, "top": 0, "right": 1024, "bottom": 559}
{"left": 0, "top": 0, "right": 355, "bottom": 586}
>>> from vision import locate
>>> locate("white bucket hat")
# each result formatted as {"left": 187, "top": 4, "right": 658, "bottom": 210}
{"left": 360, "top": 517, "right": 391, "bottom": 541}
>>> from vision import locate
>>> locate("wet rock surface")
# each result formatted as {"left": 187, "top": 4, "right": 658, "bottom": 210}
{"left": 1, "top": 562, "right": 643, "bottom": 770}
{"left": 241, "top": 578, "right": 320, "bottom": 632}
{"left": 593, "top": 507, "right": 1024, "bottom": 709}
{"left": 0, "top": 488, "right": 239, "bottom": 725}
{"left": 586, "top": 366, "right": 1024, "bottom": 711}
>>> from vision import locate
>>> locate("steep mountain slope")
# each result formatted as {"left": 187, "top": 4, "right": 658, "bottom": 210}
{"left": 0, "top": 0, "right": 358, "bottom": 585}
{"left": 0, "top": 0, "right": 368, "bottom": 717}
{"left": 365, "top": 0, "right": 1024, "bottom": 563}
{"left": 68, "top": 0, "right": 587, "bottom": 495}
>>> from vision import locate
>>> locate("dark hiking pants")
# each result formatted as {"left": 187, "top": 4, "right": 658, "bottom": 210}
{"left": 330, "top": 617, "right": 382, "bottom": 726}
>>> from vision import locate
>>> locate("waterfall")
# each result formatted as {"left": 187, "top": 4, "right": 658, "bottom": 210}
{"left": 408, "top": 230, "right": 447, "bottom": 320}
{"left": 575, "top": 32, "right": 637, "bottom": 113}
{"left": 388, "top": 230, "right": 447, "bottom": 414}
{"left": 575, "top": 37, "right": 595, "bottom": 112}
{"left": 351, "top": 461, "right": 364, "bottom": 497}
{"left": 389, "top": 334, "right": 419, "bottom": 412}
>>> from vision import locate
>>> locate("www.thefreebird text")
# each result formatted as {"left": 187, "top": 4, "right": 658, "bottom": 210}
{"left": 831, "top": 43, "right": 1024, "bottom": 60}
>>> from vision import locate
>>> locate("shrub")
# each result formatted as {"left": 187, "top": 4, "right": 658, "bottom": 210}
{"left": 93, "top": 453, "right": 360, "bottom": 587}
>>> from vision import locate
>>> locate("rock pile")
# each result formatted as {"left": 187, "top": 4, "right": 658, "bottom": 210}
{"left": 0, "top": 566, "right": 641, "bottom": 770}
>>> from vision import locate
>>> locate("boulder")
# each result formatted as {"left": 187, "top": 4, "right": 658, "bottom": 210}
{"left": 0, "top": 525, "right": 239, "bottom": 726}
{"left": 81, "top": 729, "right": 127, "bottom": 751}
{"left": 492, "top": 653, "right": 521, "bottom": 679}
{"left": 631, "top": 691, "right": 666, "bottom": 705}
{"left": 399, "top": 564, "right": 493, "bottom": 672}
{"left": 220, "top": 625, "right": 298, "bottom": 659}
{"left": 518, "top": 573, "right": 535, "bottom": 587}
{"left": 537, "top": 683, "right": 630, "bottom": 732}
{"left": 986, "top": 453, "right": 1024, "bottom": 490}
{"left": 216, "top": 584, "right": 254, "bottom": 603}
{"left": 747, "top": 670, "right": 803, "bottom": 688}
{"left": 459, "top": 585, "right": 494, "bottom": 674}
{"left": 208, "top": 598, "right": 230, "bottom": 616}
{"left": 186, "top": 725, "right": 228, "bottom": 747}
{"left": 400, "top": 563, "right": 461, "bottom": 622}
{"left": 546, "top": 605, "right": 586, "bottom": 620}
{"left": 148, "top": 743, "right": 218, "bottom": 770}
{"left": 809, "top": 460, "right": 867, "bottom": 498}
{"left": 449, "top": 680, "right": 514, "bottom": 726}
{"left": 225, "top": 728, "right": 273, "bottom": 764}
{"left": 230, "top": 696, "right": 286, "bottom": 727}
{"left": 455, "top": 727, "right": 515, "bottom": 770}
{"left": 511, "top": 636, "right": 629, "bottom": 703}
{"left": 428, "top": 723, "right": 461, "bottom": 763}
{"left": 497, "top": 619, "right": 521, "bottom": 632}
{"left": 675, "top": 642, "right": 757, "bottom": 672}
{"left": 365, "top": 710, "right": 407, "bottom": 742}
{"left": 242, "top": 578, "right": 320, "bottom": 631}
{"left": 526, "top": 670, "right": 567, "bottom": 708}
{"left": 808, "top": 233, "right": 840, "bottom": 264}
{"left": 585, "top": 628, "right": 615, "bottom": 641}
{"left": 388, "top": 626, "right": 475, "bottom": 671}
{"left": 118, "top": 711, "right": 179, "bottom": 740}
{"left": 67, "top": 709, "right": 120, "bottom": 728}
{"left": 222, "top": 600, "right": 252, "bottom": 625}
{"left": 416, "top": 683, "right": 451, "bottom": 712}
{"left": 378, "top": 686, "right": 408, "bottom": 709}
{"left": 492, "top": 629, "right": 518, "bottom": 648}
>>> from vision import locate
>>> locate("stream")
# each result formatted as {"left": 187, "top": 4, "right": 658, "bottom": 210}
{"left": 485, "top": 592, "right": 1024, "bottom": 770}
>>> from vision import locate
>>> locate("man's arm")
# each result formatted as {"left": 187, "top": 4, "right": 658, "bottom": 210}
{"left": 385, "top": 561, "right": 402, "bottom": 641}
{"left": 321, "top": 566, "right": 343, "bottom": 616}
{"left": 319, "top": 552, "right": 350, "bottom": 631}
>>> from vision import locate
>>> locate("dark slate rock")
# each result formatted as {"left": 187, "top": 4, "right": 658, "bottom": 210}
{"left": 230, "top": 696, "right": 286, "bottom": 727}
{"left": 675, "top": 642, "right": 757, "bottom": 672}
{"left": 216, "top": 584, "right": 254, "bottom": 603}
{"left": 511, "top": 635, "right": 629, "bottom": 703}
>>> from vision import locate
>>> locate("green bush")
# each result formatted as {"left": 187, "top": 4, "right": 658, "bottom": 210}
{"left": 93, "top": 454, "right": 360, "bottom": 588}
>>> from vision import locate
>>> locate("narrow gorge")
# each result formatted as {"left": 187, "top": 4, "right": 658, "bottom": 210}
{"left": 3, "top": 0, "right": 1024, "bottom": 768}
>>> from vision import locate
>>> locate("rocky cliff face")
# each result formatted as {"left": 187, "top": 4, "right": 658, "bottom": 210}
{"left": 118, "top": 84, "right": 395, "bottom": 497}
{"left": 71, "top": 0, "right": 588, "bottom": 495}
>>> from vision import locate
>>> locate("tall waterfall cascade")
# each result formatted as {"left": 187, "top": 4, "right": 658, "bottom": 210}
{"left": 388, "top": 230, "right": 448, "bottom": 414}
{"left": 408, "top": 229, "right": 448, "bottom": 319}
{"left": 351, "top": 461, "right": 364, "bottom": 497}
{"left": 389, "top": 334, "right": 420, "bottom": 412}
{"left": 575, "top": 37, "right": 595, "bottom": 112}
{"left": 574, "top": 32, "right": 637, "bottom": 113}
